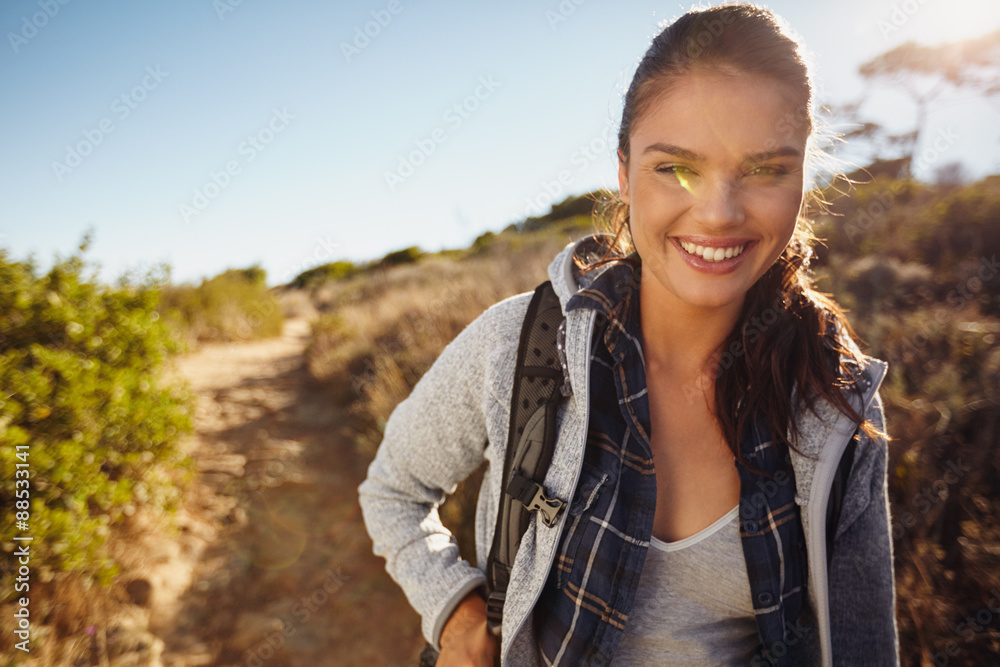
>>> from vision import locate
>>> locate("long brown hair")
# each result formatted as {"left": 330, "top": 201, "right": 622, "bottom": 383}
{"left": 580, "top": 4, "right": 878, "bottom": 471}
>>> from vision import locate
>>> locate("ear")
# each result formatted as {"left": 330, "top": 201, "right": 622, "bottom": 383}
{"left": 617, "top": 149, "right": 630, "bottom": 205}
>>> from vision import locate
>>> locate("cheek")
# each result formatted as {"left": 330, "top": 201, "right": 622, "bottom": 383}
{"left": 753, "top": 188, "right": 803, "bottom": 238}
{"left": 629, "top": 181, "right": 681, "bottom": 225}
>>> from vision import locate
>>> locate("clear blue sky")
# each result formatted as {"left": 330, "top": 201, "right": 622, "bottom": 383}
{"left": 2, "top": 0, "right": 998, "bottom": 287}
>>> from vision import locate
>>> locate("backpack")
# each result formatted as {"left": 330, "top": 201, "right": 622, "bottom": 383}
{"left": 419, "top": 280, "right": 858, "bottom": 665}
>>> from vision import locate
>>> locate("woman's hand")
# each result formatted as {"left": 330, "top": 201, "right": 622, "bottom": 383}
{"left": 436, "top": 590, "right": 499, "bottom": 666}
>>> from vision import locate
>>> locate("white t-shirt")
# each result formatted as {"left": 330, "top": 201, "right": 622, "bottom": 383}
{"left": 612, "top": 505, "right": 761, "bottom": 665}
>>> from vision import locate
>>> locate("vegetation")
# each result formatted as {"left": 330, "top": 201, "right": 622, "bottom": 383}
{"left": 0, "top": 234, "right": 195, "bottom": 587}
{"left": 377, "top": 245, "right": 424, "bottom": 268}
{"left": 289, "top": 260, "right": 361, "bottom": 289}
{"left": 519, "top": 193, "right": 599, "bottom": 232}
{"left": 157, "top": 263, "right": 284, "bottom": 346}
{"left": 812, "top": 175, "right": 1000, "bottom": 664}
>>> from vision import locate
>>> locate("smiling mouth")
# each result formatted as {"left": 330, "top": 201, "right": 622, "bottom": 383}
{"left": 678, "top": 240, "right": 747, "bottom": 263}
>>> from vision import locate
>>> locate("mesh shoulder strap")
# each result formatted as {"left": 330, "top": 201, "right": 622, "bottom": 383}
{"left": 485, "top": 280, "right": 568, "bottom": 637}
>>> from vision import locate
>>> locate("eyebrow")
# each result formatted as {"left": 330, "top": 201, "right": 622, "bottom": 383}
{"left": 642, "top": 143, "right": 802, "bottom": 163}
{"left": 642, "top": 143, "right": 704, "bottom": 161}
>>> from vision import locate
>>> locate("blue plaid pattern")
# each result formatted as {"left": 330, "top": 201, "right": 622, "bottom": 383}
{"left": 533, "top": 255, "right": 817, "bottom": 666}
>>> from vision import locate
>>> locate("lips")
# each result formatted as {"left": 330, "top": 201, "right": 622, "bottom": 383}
{"left": 669, "top": 237, "right": 755, "bottom": 275}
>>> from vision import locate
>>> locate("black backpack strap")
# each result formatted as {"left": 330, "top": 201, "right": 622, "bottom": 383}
{"left": 485, "top": 281, "right": 569, "bottom": 638}
{"left": 825, "top": 430, "right": 858, "bottom": 568}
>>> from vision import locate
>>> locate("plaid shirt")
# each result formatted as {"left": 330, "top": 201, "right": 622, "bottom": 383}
{"left": 532, "top": 256, "right": 818, "bottom": 666}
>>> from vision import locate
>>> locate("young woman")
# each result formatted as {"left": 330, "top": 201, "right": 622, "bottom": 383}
{"left": 359, "top": 5, "right": 899, "bottom": 665}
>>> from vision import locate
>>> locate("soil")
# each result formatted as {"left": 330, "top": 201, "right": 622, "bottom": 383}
{"left": 148, "top": 316, "right": 426, "bottom": 666}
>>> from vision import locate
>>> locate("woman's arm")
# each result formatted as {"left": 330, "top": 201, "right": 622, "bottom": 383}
{"left": 827, "top": 391, "right": 901, "bottom": 665}
{"left": 357, "top": 292, "right": 530, "bottom": 651}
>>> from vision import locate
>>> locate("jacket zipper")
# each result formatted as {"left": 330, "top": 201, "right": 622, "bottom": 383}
{"left": 503, "top": 309, "right": 596, "bottom": 666}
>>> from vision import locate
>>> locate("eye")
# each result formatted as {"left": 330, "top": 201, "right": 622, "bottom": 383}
{"left": 746, "top": 164, "right": 790, "bottom": 178}
{"left": 655, "top": 164, "right": 696, "bottom": 178}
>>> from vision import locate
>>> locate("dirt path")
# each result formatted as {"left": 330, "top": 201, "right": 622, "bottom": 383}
{"left": 150, "top": 317, "right": 425, "bottom": 666}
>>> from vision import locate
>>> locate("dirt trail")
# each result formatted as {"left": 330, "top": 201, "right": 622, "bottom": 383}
{"left": 150, "top": 316, "right": 425, "bottom": 666}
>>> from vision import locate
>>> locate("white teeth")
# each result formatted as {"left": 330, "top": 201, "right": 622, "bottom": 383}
{"left": 678, "top": 240, "right": 746, "bottom": 262}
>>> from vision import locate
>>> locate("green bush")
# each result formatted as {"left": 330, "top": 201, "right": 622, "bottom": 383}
{"left": 377, "top": 246, "right": 423, "bottom": 268}
{"left": 521, "top": 192, "right": 598, "bottom": 232}
{"left": 158, "top": 263, "right": 284, "bottom": 344}
{"left": 0, "top": 237, "right": 194, "bottom": 585}
{"left": 471, "top": 231, "right": 496, "bottom": 254}
{"left": 290, "top": 260, "right": 360, "bottom": 289}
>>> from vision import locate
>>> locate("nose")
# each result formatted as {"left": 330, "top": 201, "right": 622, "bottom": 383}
{"left": 690, "top": 178, "right": 745, "bottom": 228}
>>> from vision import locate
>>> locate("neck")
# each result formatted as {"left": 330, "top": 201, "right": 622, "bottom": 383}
{"left": 638, "top": 275, "right": 744, "bottom": 381}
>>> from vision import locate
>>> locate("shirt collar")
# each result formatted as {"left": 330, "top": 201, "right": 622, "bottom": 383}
{"left": 566, "top": 253, "right": 643, "bottom": 366}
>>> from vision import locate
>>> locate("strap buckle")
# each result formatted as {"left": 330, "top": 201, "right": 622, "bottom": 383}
{"left": 485, "top": 590, "right": 505, "bottom": 636}
{"left": 525, "top": 485, "right": 566, "bottom": 527}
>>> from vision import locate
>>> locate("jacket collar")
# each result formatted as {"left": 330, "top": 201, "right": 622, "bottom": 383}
{"left": 547, "top": 234, "right": 615, "bottom": 313}
{"left": 547, "top": 233, "right": 890, "bottom": 461}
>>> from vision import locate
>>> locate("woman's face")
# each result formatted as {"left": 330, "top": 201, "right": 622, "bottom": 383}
{"left": 619, "top": 70, "right": 809, "bottom": 314}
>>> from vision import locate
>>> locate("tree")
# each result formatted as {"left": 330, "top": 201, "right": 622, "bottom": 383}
{"left": 854, "top": 29, "right": 1000, "bottom": 175}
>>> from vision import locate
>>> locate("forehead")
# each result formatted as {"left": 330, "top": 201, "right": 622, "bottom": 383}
{"left": 629, "top": 71, "right": 810, "bottom": 159}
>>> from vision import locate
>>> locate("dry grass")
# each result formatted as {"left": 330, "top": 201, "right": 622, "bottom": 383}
{"left": 304, "top": 226, "right": 590, "bottom": 559}
{"left": 305, "top": 229, "right": 587, "bottom": 445}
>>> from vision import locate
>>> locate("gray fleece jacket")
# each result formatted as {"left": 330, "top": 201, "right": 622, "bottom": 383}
{"left": 358, "top": 235, "right": 900, "bottom": 666}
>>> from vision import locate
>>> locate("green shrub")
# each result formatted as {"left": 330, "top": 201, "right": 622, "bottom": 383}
{"left": 471, "top": 231, "right": 496, "bottom": 254}
{"left": 0, "top": 237, "right": 195, "bottom": 585}
{"left": 378, "top": 246, "right": 423, "bottom": 268}
{"left": 290, "top": 260, "right": 360, "bottom": 289}
{"left": 521, "top": 193, "right": 598, "bottom": 232}
{"left": 157, "top": 263, "right": 284, "bottom": 344}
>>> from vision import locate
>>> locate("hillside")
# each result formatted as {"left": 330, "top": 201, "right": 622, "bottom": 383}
{"left": 1, "top": 178, "right": 997, "bottom": 665}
